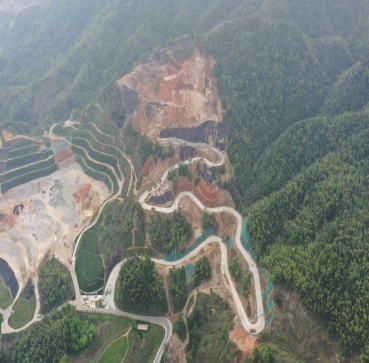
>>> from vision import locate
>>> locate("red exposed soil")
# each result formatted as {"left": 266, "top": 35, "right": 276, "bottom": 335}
{"left": 176, "top": 176, "right": 192, "bottom": 194}
{"left": 141, "top": 155, "right": 156, "bottom": 176}
{"left": 73, "top": 184, "right": 92, "bottom": 205}
{"left": 117, "top": 47, "right": 223, "bottom": 137}
{"left": 54, "top": 145, "right": 74, "bottom": 163}
{"left": 229, "top": 325, "right": 258, "bottom": 355}
{"left": 0, "top": 209, "right": 16, "bottom": 231}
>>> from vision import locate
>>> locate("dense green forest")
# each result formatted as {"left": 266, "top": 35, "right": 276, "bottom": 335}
{"left": 193, "top": 256, "right": 212, "bottom": 287}
{"left": 13, "top": 305, "right": 96, "bottom": 363}
{"left": 185, "top": 292, "right": 240, "bottom": 363}
{"left": 247, "top": 111, "right": 369, "bottom": 359}
{"left": 149, "top": 211, "right": 192, "bottom": 254}
{"left": 169, "top": 267, "right": 188, "bottom": 313}
{"left": 115, "top": 256, "right": 167, "bottom": 316}
{"left": 38, "top": 257, "right": 74, "bottom": 314}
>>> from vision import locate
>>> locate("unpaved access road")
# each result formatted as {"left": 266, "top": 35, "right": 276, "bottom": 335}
{"left": 1, "top": 124, "right": 265, "bottom": 363}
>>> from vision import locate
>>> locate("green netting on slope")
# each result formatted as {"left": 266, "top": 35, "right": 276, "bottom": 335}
{"left": 206, "top": 228, "right": 217, "bottom": 236}
{"left": 177, "top": 245, "right": 194, "bottom": 260}
{"left": 196, "top": 233, "right": 206, "bottom": 245}
{"left": 260, "top": 270, "right": 268, "bottom": 283}
{"left": 241, "top": 217, "right": 258, "bottom": 261}
{"left": 196, "top": 228, "right": 218, "bottom": 245}
{"left": 185, "top": 264, "right": 195, "bottom": 282}
{"left": 226, "top": 238, "right": 233, "bottom": 251}
{"left": 265, "top": 311, "right": 274, "bottom": 329}
{"left": 262, "top": 280, "right": 273, "bottom": 301}
{"left": 52, "top": 141, "right": 68, "bottom": 154}
{"left": 164, "top": 244, "right": 195, "bottom": 262}
{"left": 265, "top": 296, "right": 274, "bottom": 316}
{"left": 75, "top": 155, "right": 112, "bottom": 192}
{"left": 163, "top": 250, "right": 176, "bottom": 262}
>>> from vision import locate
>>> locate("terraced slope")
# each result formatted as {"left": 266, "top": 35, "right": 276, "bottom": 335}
{"left": 0, "top": 147, "right": 58, "bottom": 195}
{"left": 53, "top": 121, "right": 132, "bottom": 197}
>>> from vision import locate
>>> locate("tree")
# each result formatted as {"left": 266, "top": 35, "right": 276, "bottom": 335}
{"left": 193, "top": 256, "right": 212, "bottom": 287}
{"left": 245, "top": 346, "right": 275, "bottom": 363}
{"left": 174, "top": 314, "right": 187, "bottom": 342}
{"left": 170, "top": 267, "right": 188, "bottom": 312}
{"left": 201, "top": 209, "right": 218, "bottom": 231}
{"left": 39, "top": 257, "right": 74, "bottom": 314}
{"left": 116, "top": 256, "right": 167, "bottom": 315}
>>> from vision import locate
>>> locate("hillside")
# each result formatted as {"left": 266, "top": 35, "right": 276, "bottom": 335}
{"left": 1, "top": 0, "right": 369, "bottom": 362}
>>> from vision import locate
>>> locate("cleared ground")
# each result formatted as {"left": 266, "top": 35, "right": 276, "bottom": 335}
{"left": 75, "top": 230, "right": 105, "bottom": 293}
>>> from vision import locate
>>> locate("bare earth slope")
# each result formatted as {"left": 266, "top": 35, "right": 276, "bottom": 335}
{"left": 118, "top": 47, "right": 223, "bottom": 136}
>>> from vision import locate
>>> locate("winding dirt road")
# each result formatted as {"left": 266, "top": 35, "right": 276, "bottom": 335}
{"left": 0, "top": 124, "right": 265, "bottom": 363}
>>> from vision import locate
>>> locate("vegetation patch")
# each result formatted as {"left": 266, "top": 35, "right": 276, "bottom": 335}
{"left": 245, "top": 346, "right": 277, "bottom": 363}
{"left": 71, "top": 136, "right": 121, "bottom": 179}
{"left": 1, "top": 162, "right": 57, "bottom": 194}
{"left": 8, "top": 144, "right": 40, "bottom": 159}
{"left": 97, "top": 335, "right": 128, "bottom": 363}
{"left": 115, "top": 256, "right": 167, "bottom": 316}
{"left": 70, "top": 314, "right": 130, "bottom": 363}
{"left": 192, "top": 256, "right": 212, "bottom": 287}
{"left": 8, "top": 280, "right": 36, "bottom": 329}
{"left": 201, "top": 209, "right": 218, "bottom": 231}
{"left": 72, "top": 145, "right": 118, "bottom": 193}
{"left": 229, "top": 254, "right": 251, "bottom": 298}
{"left": 75, "top": 154, "right": 113, "bottom": 192}
{"left": 125, "top": 325, "right": 164, "bottom": 363}
{"left": 14, "top": 305, "right": 96, "bottom": 363}
{"left": 39, "top": 257, "right": 75, "bottom": 314}
{"left": 149, "top": 211, "right": 192, "bottom": 254}
{"left": 185, "top": 292, "right": 241, "bottom": 363}
{"left": 5, "top": 149, "right": 53, "bottom": 171}
{"left": 0, "top": 156, "right": 55, "bottom": 184}
{"left": 248, "top": 146, "right": 369, "bottom": 358}
{"left": 174, "top": 314, "right": 187, "bottom": 342}
{"left": 0, "top": 276, "right": 14, "bottom": 309}
{"left": 169, "top": 267, "right": 188, "bottom": 313}
{"left": 75, "top": 230, "right": 105, "bottom": 294}
{"left": 88, "top": 197, "right": 145, "bottom": 277}
{"left": 65, "top": 125, "right": 131, "bottom": 197}
{"left": 8, "top": 139, "right": 38, "bottom": 151}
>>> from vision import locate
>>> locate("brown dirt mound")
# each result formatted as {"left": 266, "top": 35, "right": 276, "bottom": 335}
{"left": 229, "top": 325, "right": 257, "bottom": 354}
{"left": 73, "top": 184, "right": 92, "bottom": 204}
